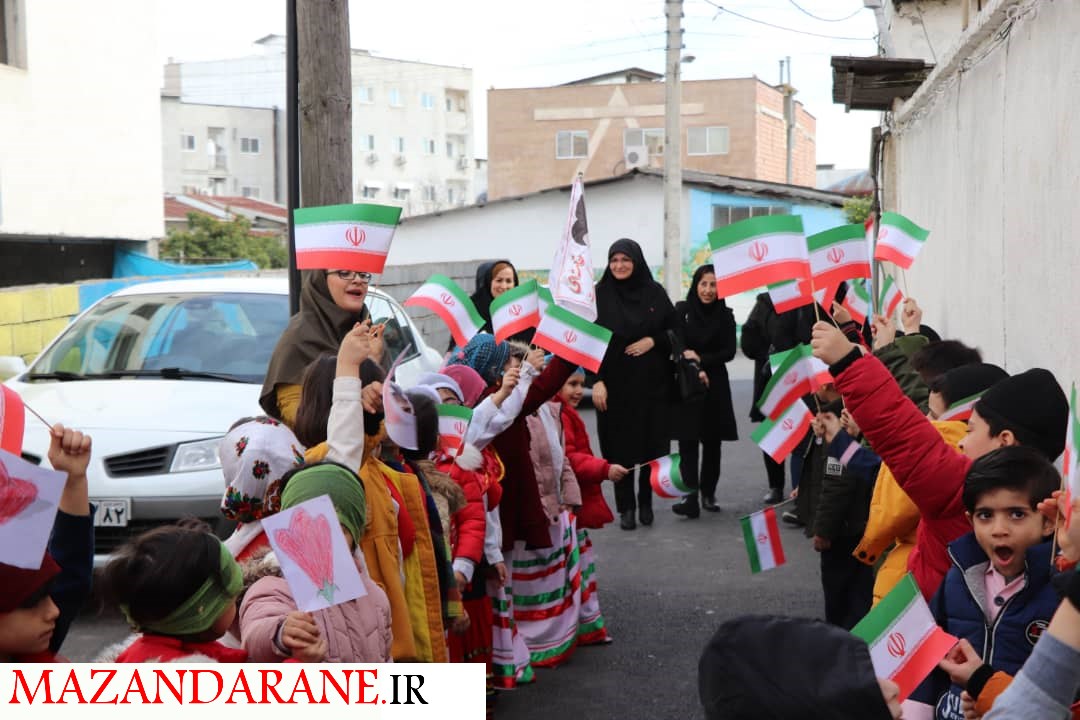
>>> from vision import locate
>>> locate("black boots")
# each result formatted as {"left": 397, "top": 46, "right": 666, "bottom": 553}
{"left": 672, "top": 495, "right": 700, "bottom": 519}
{"left": 763, "top": 488, "right": 783, "bottom": 505}
{"left": 639, "top": 505, "right": 654, "bottom": 526}
{"left": 620, "top": 511, "right": 636, "bottom": 531}
{"left": 701, "top": 496, "right": 720, "bottom": 512}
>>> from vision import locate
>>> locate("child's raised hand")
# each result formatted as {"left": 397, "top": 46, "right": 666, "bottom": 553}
{"left": 938, "top": 638, "right": 983, "bottom": 687}
{"left": 525, "top": 348, "right": 546, "bottom": 371}
{"left": 810, "top": 322, "right": 857, "bottom": 366}
{"left": 818, "top": 412, "right": 842, "bottom": 444}
{"left": 1037, "top": 490, "right": 1080, "bottom": 562}
{"left": 608, "top": 463, "right": 629, "bottom": 482}
{"left": 830, "top": 301, "right": 853, "bottom": 325}
{"left": 901, "top": 298, "right": 923, "bottom": 334}
{"left": 502, "top": 366, "right": 521, "bottom": 392}
{"left": 840, "top": 408, "right": 860, "bottom": 438}
{"left": 337, "top": 321, "right": 372, "bottom": 374}
{"left": 361, "top": 381, "right": 383, "bottom": 415}
{"left": 871, "top": 314, "right": 897, "bottom": 350}
{"left": 281, "top": 611, "right": 323, "bottom": 658}
{"left": 48, "top": 424, "right": 92, "bottom": 479}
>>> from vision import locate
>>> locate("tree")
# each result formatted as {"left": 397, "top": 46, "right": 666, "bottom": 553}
{"left": 842, "top": 195, "right": 873, "bottom": 225}
{"left": 162, "top": 212, "right": 288, "bottom": 269}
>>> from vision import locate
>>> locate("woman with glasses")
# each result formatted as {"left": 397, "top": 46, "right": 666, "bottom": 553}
{"left": 260, "top": 269, "right": 379, "bottom": 427}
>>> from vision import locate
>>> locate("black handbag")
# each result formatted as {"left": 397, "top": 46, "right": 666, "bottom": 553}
{"left": 667, "top": 329, "right": 706, "bottom": 401}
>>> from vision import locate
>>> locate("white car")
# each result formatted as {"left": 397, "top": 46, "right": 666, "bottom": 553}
{"left": 2, "top": 277, "right": 442, "bottom": 564}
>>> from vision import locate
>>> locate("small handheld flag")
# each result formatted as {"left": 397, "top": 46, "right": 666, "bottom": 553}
{"left": 1063, "top": 383, "right": 1080, "bottom": 527}
{"left": 0, "top": 386, "right": 25, "bottom": 456}
{"left": 758, "top": 346, "right": 831, "bottom": 420}
{"left": 490, "top": 280, "right": 541, "bottom": 344}
{"left": 740, "top": 506, "right": 785, "bottom": 573}
{"left": 647, "top": 453, "right": 691, "bottom": 498}
{"left": 851, "top": 574, "right": 957, "bottom": 701}
{"left": 293, "top": 203, "right": 401, "bottom": 274}
{"left": 532, "top": 304, "right": 612, "bottom": 374}
{"left": 708, "top": 215, "right": 810, "bottom": 299}
{"left": 437, "top": 404, "right": 473, "bottom": 457}
{"left": 874, "top": 212, "right": 929, "bottom": 270}
{"left": 404, "top": 275, "right": 485, "bottom": 348}
{"left": 841, "top": 279, "right": 871, "bottom": 325}
{"left": 807, "top": 224, "right": 872, "bottom": 290}
{"left": 878, "top": 276, "right": 905, "bottom": 319}
{"left": 752, "top": 399, "right": 814, "bottom": 463}
{"left": 936, "top": 393, "right": 983, "bottom": 423}
{"left": 767, "top": 279, "right": 814, "bottom": 314}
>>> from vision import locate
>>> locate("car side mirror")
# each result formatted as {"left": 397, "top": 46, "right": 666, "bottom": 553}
{"left": 0, "top": 356, "right": 28, "bottom": 381}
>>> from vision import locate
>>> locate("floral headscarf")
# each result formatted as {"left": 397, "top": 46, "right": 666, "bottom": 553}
{"left": 219, "top": 417, "right": 305, "bottom": 523}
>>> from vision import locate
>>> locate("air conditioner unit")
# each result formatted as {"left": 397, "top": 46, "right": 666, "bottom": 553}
{"left": 624, "top": 145, "right": 649, "bottom": 170}
{"left": 395, "top": 154, "right": 407, "bottom": 166}
{"left": 457, "top": 156, "right": 470, "bottom": 170}
{"left": 366, "top": 152, "right": 379, "bottom": 165}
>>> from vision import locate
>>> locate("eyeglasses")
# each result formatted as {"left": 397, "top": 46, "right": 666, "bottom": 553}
{"left": 327, "top": 270, "right": 373, "bottom": 283}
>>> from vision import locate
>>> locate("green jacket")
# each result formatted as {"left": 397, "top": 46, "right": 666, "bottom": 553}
{"left": 873, "top": 334, "right": 930, "bottom": 413}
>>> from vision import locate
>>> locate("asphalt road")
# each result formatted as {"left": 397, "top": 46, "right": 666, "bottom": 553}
{"left": 61, "top": 370, "right": 826, "bottom": 719}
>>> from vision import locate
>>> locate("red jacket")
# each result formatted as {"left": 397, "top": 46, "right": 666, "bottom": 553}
{"left": 834, "top": 353, "right": 972, "bottom": 599}
{"left": 559, "top": 399, "right": 614, "bottom": 529}
{"left": 437, "top": 445, "right": 504, "bottom": 565}
{"left": 115, "top": 634, "right": 249, "bottom": 663}
{"left": 492, "top": 357, "right": 576, "bottom": 549}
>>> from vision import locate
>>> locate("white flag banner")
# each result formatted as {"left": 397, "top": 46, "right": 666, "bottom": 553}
{"left": 550, "top": 176, "right": 598, "bottom": 321}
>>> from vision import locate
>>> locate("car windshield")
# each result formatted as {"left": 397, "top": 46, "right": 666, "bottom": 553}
{"left": 29, "top": 292, "right": 289, "bottom": 384}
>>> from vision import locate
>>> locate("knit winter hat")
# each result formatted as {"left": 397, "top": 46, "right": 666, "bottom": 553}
{"left": 416, "top": 371, "right": 465, "bottom": 404}
{"left": 219, "top": 417, "right": 305, "bottom": 523}
{"left": 0, "top": 553, "right": 60, "bottom": 613}
{"left": 936, "top": 363, "right": 1007, "bottom": 407}
{"left": 975, "top": 368, "right": 1068, "bottom": 460}
{"left": 280, "top": 463, "right": 367, "bottom": 544}
{"left": 440, "top": 365, "right": 486, "bottom": 407}
{"left": 446, "top": 333, "right": 511, "bottom": 386}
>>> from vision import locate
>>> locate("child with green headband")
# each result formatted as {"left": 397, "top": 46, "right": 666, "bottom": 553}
{"left": 100, "top": 522, "right": 272, "bottom": 662}
{"left": 240, "top": 462, "right": 392, "bottom": 663}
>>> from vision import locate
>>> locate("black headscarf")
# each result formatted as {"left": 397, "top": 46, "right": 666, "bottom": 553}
{"left": 469, "top": 259, "right": 519, "bottom": 327}
{"left": 259, "top": 271, "right": 370, "bottom": 418}
{"left": 595, "top": 238, "right": 670, "bottom": 340}
{"left": 699, "top": 615, "right": 895, "bottom": 720}
{"left": 682, "top": 264, "right": 733, "bottom": 349}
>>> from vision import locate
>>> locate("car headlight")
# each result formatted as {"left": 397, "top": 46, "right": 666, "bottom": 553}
{"left": 170, "top": 437, "right": 224, "bottom": 473}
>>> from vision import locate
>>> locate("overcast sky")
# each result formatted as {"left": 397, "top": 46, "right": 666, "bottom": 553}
{"left": 157, "top": 0, "right": 880, "bottom": 170}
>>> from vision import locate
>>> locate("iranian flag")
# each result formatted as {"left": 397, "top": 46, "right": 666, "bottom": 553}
{"left": 752, "top": 399, "right": 814, "bottom": 463}
{"left": 875, "top": 212, "right": 930, "bottom": 270}
{"left": 813, "top": 283, "right": 840, "bottom": 315}
{"left": 404, "top": 275, "right": 484, "bottom": 348}
{"left": 740, "top": 507, "right": 785, "bottom": 574}
{"left": 538, "top": 285, "right": 554, "bottom": 316}
{"left": 841, "top": 279, "right": 871, "bottom": 325}
{"left": 759, "top": 345, "right": 831, "bottom": 420}
{"left": 437, "top": 404, "right": 473, "bottom": 457}
{"left": 532, "top": 304, "right": 612, "bottom": 374}
{"left": 807, "top": 224, "right": 872, "bottom": 290}
{"left": 0, "top": 385, "right": 25, "bottom": 455}
{"left": 293, "top": 203, "right": 402, "bottom": 274}
{"left": 708, "top": 215, "right": 809, "bottom": 299}
{"left": 647, "top": 453, "right": 692, "bottom": 498}
{"left": 937, "top": 392, "right": 983, "bottom": 423}
{"left": 852, "top": 574, "right": 958, "bottom": 701}
{"left": 490, "top": 280, "right": 541, "bottom": 343}
{"left": 879, "top": 276, "right": 905, "bottom": 318}
{"left": 1063, "top": 384, "right": 1080, "bottom": 527}
{"left": 767, "top": 279, "right": 813, "bottom": 314}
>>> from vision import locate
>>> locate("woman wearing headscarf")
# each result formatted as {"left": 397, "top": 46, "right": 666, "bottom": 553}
{"left": 593, "top": 238, "right": 675, "bottom": 531}
{"left": 671, "top": 264, "right": 738, "bottom": 519}
{"left": 259, "top": 270, "right": 377, "bottom": 427}
{"left": 453, "top": 260, "right": 534, "bottom": 349}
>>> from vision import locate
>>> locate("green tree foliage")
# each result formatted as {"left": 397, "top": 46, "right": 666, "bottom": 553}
{"left": 162, "top": 212, "right": 288, "bottom": 269}
{"left": 842, "top": 195, "right": 873, "bottom": 225}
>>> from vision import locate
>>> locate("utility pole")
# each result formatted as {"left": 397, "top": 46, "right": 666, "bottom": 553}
{"left": 662, "top": 0, "right": 684, "bottom": 300}
{"left": 780, "top": 57, "right": 796, "bottom": 185}
{"left": 288, "top": 0, "right": 353, "bottom": 314}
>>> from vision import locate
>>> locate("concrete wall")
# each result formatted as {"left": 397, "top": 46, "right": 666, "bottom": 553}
{"left": 887, "top": 0, "right": 1079, "bottom": 381}
{"left": 0, "top": 284, "right": 79, "bottom": 361}
{"left": 883, "top": 0, "right": 966, "bottom": 62}
{"left": 0, "top": 0, "right": 162, "bottom": 240}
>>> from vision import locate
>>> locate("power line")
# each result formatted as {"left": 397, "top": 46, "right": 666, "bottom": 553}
{"left": 701, "top": 1, "right": 874, "bottom": 41}
{"left": 785, "top": 0, "right": 863, "bottom": 23}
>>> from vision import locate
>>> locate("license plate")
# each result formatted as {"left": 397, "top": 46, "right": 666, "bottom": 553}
{"left": 93, "top": 499, "right": 131, "bottom": 527}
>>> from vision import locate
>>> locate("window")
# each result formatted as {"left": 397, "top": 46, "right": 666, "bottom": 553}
{"left": 361, "top": 185, "right": 380, "bottom": 199}
{"left": 366, "top": 294, "right": 416, "bottom": 365}
{"left": 624, "top": 128, "right": 664, "bottom": 156}
{"left": 357, "top": 86, "right": 374, "bottom": 104}
{"left": 363, "top": 134, "right": 375, "bottom": 151}
{"left": 393, "top": 187, "right": 410, "bottom": 201}
{"left": 445, "top": 97, "right": 453, "bottom": 112}
{"left": 180, "top": 134, "right": 196, "bottom": 152}
{"left": 181, "top": 185, "right": 200, "bottom": 196}
{"left": 446, "top": 141, "right": 455, "bottom": 158}
{"left": 422, "top": 138, "right": 436, "bottom": 155}
{"left": 241, "top": 186, "right": 260, "bottom": 199}
{"left": 423, "top": 186, "right": 437, "bottom": 202}
{"left": 556, "top": 130, "right": 589, "bottom": 159}
{"left": 711, "top": 204, "right": 788, "bottom": 230}
{"left": 240, "top": 137, "right": 260, "bottom": 154}
{"left": 420, "top": 92, "right": 435, "bottom": 110}
{"left": 687, "top": 126, "right": 730, "bottom": 156}
{"left": 388, "top": 88, "right": 402, "bottom": 107}
{"left": 394, "top": 136, "right": 405, "bottom": 153}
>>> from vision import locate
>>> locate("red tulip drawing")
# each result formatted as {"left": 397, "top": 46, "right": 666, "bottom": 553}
{"left": 273, "top": 507, "right": 339, "bottom": 604}
{"left": 0, "top": 459, "right": 37, "bottom": 527}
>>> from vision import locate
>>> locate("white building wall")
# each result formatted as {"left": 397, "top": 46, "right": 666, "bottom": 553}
{"left": 882, "top": 0, "right": 966, "bottom": 62}
{"left": 0, "top": 0, "right": 162, "bottom": 239}
{"left": 889, "top": 0, "right": 1080, "bottom": 382}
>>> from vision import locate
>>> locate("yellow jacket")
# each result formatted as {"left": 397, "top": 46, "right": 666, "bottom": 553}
{"left": 853, "top": 421, "right": 967, "bottom": 604}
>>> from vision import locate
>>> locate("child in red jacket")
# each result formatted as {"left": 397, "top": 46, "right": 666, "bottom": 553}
{"left": 558, "top": 366, "right": 627, "bottom": 645}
